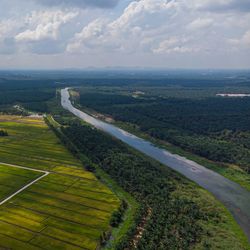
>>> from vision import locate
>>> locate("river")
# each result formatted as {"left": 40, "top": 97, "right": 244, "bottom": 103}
{"left": 61, "top": 87, "right": 250, "bottom": 241}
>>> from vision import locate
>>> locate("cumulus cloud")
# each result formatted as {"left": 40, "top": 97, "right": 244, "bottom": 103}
{"left": 66, "top": 18, "right": 110, "bottom": 52}
{"left": 229, "top": 30, "right": 250, "bottom": 48}
{"left": 0, "top": 0, "right": 249, "bottom": 68}
{"left": 65, "top": 0, "right": 250, "bottom": 59}
{"left": 187, "top": 18, "right": 213, "bottom": 30}
{"left": 67, "top": 0, "right": 182, "bottom": 53}
{"left": 34, "top": 0, "right": 120, "bottom": 9}
{"left": 152, "top": 37, "right": 198, "bottom": 54}
{"left": 15, "top": 10, "right": 78, "bottom": 42}
{"left": 108, "top": 0, "right": 179, "bottom": 30}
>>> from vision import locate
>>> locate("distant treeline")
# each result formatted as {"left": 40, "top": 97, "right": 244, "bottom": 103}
{"left": 65, "top": 77, "right": 250, "bottom": 88}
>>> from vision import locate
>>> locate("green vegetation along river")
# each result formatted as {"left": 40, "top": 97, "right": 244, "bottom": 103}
{"left": 61, "top": 87, "right": 250, "bottom": 242}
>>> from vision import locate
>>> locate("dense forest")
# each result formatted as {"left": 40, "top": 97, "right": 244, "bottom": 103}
{"left": 0, "top": 79, "right": 57, "bottom": 113}
{"left": 59, "top": 122, "right": 241, "bottom": 250}
{"left": 78, "top": 91, "right": 250, "bottom": 173}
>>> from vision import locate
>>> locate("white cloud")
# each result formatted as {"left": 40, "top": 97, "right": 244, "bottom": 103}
{"left": 0, "top": 22, "right": 9, "bottom": 40}
{"left": 66, "top": 18, "right": 109, "bottom": 52}
{"left": 67, "top": 0, "right": 181, "bottom": 53}
{"left": 0, "top": 19, "right": 18, "bottom": 41}
{"left": 229, "top": 30, "right": 250, "bottom": 48}
{"left": 152, "top": 37, "right": 198, "bottom": 54}
{"left": 108, "top": 0, "right": 178, "bottom": 30}
{"left": 15, "top": 10, "right": 78, "bottom": 42}
{"left": 0, "top": 19, "right": 20, "bottom": 54}
{"left": 152, "top": 37, "right": 179, "bottom": 53}
{"left": 187, "top": 18, "right": 213, "bottom": 30}
{"left": 0, "top": 0, "right": 249, "bottom": 68}
{"left": 65, "top": 0, "right": 250, "bottom": 62}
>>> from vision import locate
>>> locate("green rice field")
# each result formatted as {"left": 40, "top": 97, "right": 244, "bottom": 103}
{"left": 0, "top": 164, "right": 43, "bottom": 202}
{"left": 0, "top": 115, "right": 120, "bottom": 250}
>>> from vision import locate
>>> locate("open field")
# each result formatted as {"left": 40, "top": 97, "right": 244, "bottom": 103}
{"left": 0, "top": 115, "right": 84, "bottom": 171}
{"left": 0, "top": 115, "right": 120, "bottom": 250}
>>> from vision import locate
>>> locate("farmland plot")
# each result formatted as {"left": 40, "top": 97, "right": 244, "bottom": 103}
{"left": 0, "top": 115, "right": 120, "bottom": 250}
{"left": 0, "top": 164, "right": 43, "bottom": 202}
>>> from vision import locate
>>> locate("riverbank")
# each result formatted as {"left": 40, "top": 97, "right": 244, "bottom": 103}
{"left": 61, "top": 87, "right": 250, "bottom": 243}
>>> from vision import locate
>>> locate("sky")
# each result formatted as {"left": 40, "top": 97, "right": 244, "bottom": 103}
{"left": 0, "top": 0, "right": 249, "bottom": 69}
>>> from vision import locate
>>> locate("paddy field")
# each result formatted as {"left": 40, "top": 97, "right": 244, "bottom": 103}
{"left": 0, "top": 115, "right": 120, "bottom": 250}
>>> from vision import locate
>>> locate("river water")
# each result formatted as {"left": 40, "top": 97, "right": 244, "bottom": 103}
{"left": 61, "top": 88, "right": 250, "bottom": 241}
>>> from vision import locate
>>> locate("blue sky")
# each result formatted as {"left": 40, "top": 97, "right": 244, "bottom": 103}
{"left": 0, "top": 0, "right": 249, "bottom": 69}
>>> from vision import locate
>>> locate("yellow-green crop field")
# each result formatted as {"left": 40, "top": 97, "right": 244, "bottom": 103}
{"left": 0, "top": 115, "right": 120, "bottom": 250}
{"left": 0, "top": 164, "right": 43, "bottom": 202}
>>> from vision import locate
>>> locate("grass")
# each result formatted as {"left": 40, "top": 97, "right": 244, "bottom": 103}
{"left": 0, "top": 115, "right": 120, "bottom": 250}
